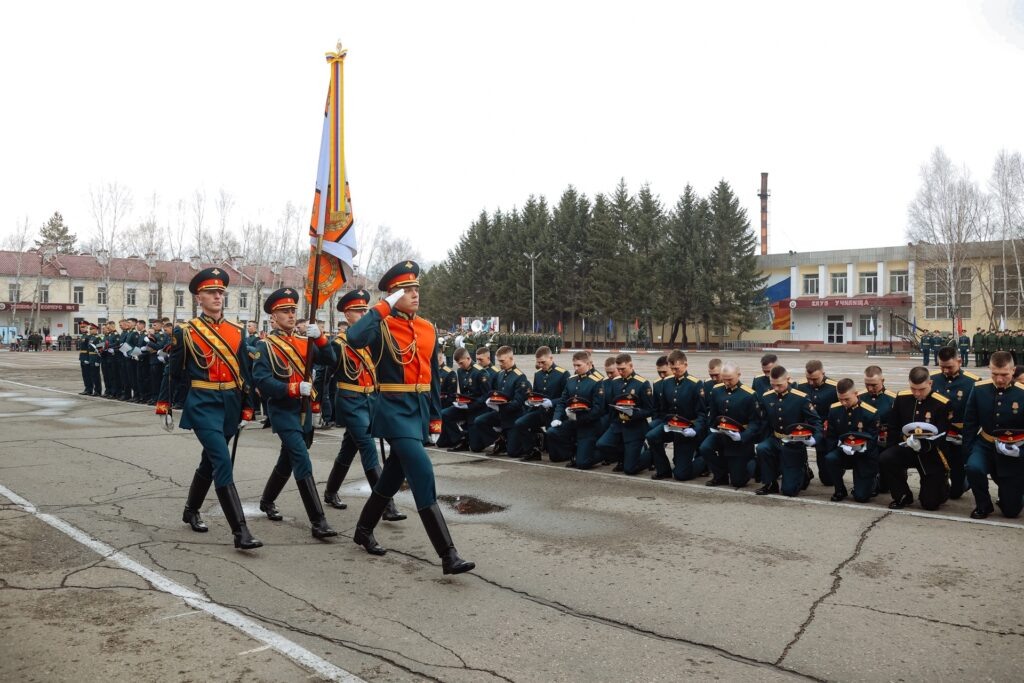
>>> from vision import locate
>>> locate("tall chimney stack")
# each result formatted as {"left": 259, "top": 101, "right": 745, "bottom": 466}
{"left": 758, "top": 172, "right": 769, "bottom": 256}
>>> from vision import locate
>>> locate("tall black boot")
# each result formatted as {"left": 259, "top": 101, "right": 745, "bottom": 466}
{"left": 323, "top": 459, "right": 351, "bottom": 510}
{"left": 418, "top": 504, "right": 475, "bottom": 575}
{"left": 216, "top": 484, "right": 262, "bottom": 550}
{"left": 352, "top": 492, "right": 390, "bottom": 555}
{"left": 296, "top": 476, "right": 337, "bottom": 539}
{"left": 259, "top": 468, "right": 290, "bottom": 521}
{"left": 182, "top": 471, "right": 212, "bottom": 532}
{"left": 366, "top": 466, "right": 407, "bottom": 521}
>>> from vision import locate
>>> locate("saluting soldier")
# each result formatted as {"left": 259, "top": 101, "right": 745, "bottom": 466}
{"left": 155, "top": 268, "right": 260, "bottom": 549}
{"left": 963, "top": 351, "right": 1024, "bottom": 519}
{"left": 321, "top": 289, "right": 406, "bottom": 522}
{"left": 512, "top": 345, "right": 569, "bottom": 461}
{"left": 797, "top": 360, "right": 839, "bottom": 486}
{"left": 646, "top": 350, "right": 707, "bottom": 481}
{"left": 347, "top": 260, "right": 474, "bottom": 575}
{"left": 699, "top": 362, "right": 764, "bottom": 489}
{"left": 754, "top": 365, "right": 821, "bottom": 496}
{"left": 878, "top": 366, "right": 953, "bottom": 511}
{"left": 548, "top": 351, "right": 606, "bottom": 467}
{"left": 932, "top": 346, "right": 980, "bottom": 499}
{"left": 596, "top": 353, "right": 654, "bottom": 475}
{"left": 469, "top": 345, "right": 531, "bottom": 455}
{"left": 251, "top": 288, "right": 338, "bottom": 539}
{"left": 821, "top": 378, "right": 879, "bottom": 502}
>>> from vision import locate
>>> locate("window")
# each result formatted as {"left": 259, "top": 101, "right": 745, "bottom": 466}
{"left": 890, "top": 270, "right": 909, "bottom": 293}
{"left": 892, "top": 316, "right": 911, "bottom": 338}
{"left": 40, "top": 285, "right": 50, "bottom": 303}
{"left": 858, "top": 313, "right": 878, "bottom": 336}
{"left": 859, "top": 272, "right": 878, "bottom": 294}
{"left": 239, "top": 292, "right": 248, "bottom": 309}
{"left": 175, "top": 290, "right": 185, "bottom": 307}
{"left": 223, "top": 293, "right": 230, "bottom": 309}
{"left": 97, "top": 286, "right": 107, "bottom": 305}
{"left": 126, "top": 288, "right": 137, "bottom": 306}
{"left": 802, "top": 274, "right": 819, "bottom": 296}
{"left": 992, "top": 265, "right": 1023, "bottom": 320}
{"left": 924, "top": 267, "right": 971, "bottom": 319}
{"left": 73, "top": 286, "right": 84, "bottom": 304}
{"left": 8, "top": 283, "right": 20, "bottom": 301}
{"left": 830, "top": 272, "right": 848, "bottom": 295}
{"left": 149, "top": 289, "right": 158, "bottom": 306}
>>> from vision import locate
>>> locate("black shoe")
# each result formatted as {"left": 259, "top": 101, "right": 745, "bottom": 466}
{"left": 565, "top": 460, "right": 576, "bottom": 467}
{"left": 612, "top": 463, "right": 624, "bottom": 472}
{"left": 323, "top": 459, "right": 351, "bottom": 510}
{"left": 78, "top": 390, "right": 91, "bottom": 395}
{"left": 522, "top": 448, "right": 542, "bottom": 462}
{"left": 447, "top": 438, "right": 470, "bottom": 453}
{"left": 419, "top": 504, "right": 475, "bottom": 575}
{"left": 831, "top": 487, "right": 848, "bottom": 502}
{"left": 970, "top": 505, "right": 993, "bottom": 519}
{"left": 323, "top": 491, "right": 347, "bottom": 509}
{"left": 259, "top": 468, "right": 290, "bottom": 521}
{"left": 705, "top": 477, "right": 729, "bottom": 487}
{"left": 802, "top": 466, "right": 814, "bottom": 491}
{"left": 296, "top": 476, "right": 337, "bottom": 539}
{"left": 489, "top": 438, "right": 507, "bottom": 456}
{"left": 755, "top": 482, "right": 779, "bottom": 496}
{"left": 651, "top": 472, "right": 673, "bottom": 480}
{"left": 353, "top": 492, "right": 390, "bottom": 555}
{"left": 261, "top": 418, "right": 271, "bottom": 429}
{"left": 181, "top": 472, "right": 212, "bottom": 532}
{"left": 216, "top": 484, "right": 262, "bottom": 549}
{"left": 888, "top": 493, "right": 913, "bottom": 510}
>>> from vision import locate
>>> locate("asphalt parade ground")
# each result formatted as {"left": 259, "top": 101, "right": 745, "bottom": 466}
{"left": 1, "top": 350, "right": 1022, "bottom": 682}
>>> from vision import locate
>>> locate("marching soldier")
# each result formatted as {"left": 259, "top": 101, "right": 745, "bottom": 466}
{"left": 596, "top": 353, "right": 654, "bottom": 475}
{"left": 155, "top": 267, "right": 261, "bottom": 549}
{"left": 797, "top": 360, "right": 839, "bottom": 486}
{"left": 646, "top": 350, "right": 707, "bottom": 481}
{"left": 511, "top": 346, "right": 569, "bottom": 461}
{"left": 821, "top": 378, "right": 879, "bottom": 502}
{"left": 548, "top": 351, "right": 606, "bottom": 467}
{"left": 469, "top": 345, "right": 531, "bottom": 455}
{"left": 878, "top": 366, "right": 953, "bottom": 511}
{"left": 320, "top": 289, "right": 406, "bottom": 522}
{"left": 347, "top": 260, "right": 474, "bottom": 575}
{"left": 963, "top": 350, "right": 1024, "bottom": 519}
{"left": 932, "top": 346, "right": 980, "bottom": 499}
{"left": 252, "top": 288, "right": 338, "bottom": 539}
{"left": 699, "top": 362, "right": 763, "bottom": 488}
{"left": 754, "top": 365, "right": 821, "bottom": 496}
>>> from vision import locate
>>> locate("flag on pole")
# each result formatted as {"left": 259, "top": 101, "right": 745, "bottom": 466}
{"left": 306, "top": 43, "right": 356, "bottom": 309}
{"left": 1000, "top": 314, "right": 1007, "bottom": 331}
{"left": 512, "top": 320, "right": 516, "bottom": 333}
{"left": 581, "top": 317, "right": 586, "bottom": 333}
{"left": 956, "top": 317, "right": 963, "bottom": 335}
{"left": 557, "top": 319, "right": 563, "bottom": 334}
{"left": 869, "top": 316, "right": 875, "bottom": 334}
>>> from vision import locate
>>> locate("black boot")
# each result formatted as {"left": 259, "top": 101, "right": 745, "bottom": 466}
{"left": 418, "top": 504, "right": 475, "bottom": 575}
{"left": 366, "top": 466, "right": 407, "bottom": 521}
{"left": 216, "top": 485, "right": 262, "bottom": 549}
{"left": 296, "top": 476, "right": 337, "bottom": 539}
{"left": 181, "top": 472, "right": 212, "bottom": 532}
{"left": 323, "top": 460, "right": 351, "bottom": 510}
{"left": 259, "top": 468, "right": 290, "bottom": 521}
{"left": 353, "top": 492, "right": 390, "bottom": 555}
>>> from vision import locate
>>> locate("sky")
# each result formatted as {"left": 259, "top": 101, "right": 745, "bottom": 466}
{"left": 2, "top": 0, "right": 1023, "bottom": 265}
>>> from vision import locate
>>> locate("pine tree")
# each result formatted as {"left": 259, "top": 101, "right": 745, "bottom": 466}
{"left": 36, "top": 211, "right": 77, "bottom": 253}
{"left": 662, "top": 185, "right": 710, "bottom": 346}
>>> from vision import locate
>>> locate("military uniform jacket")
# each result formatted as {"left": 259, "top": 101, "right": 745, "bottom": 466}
{"left": 958, "top": 335, "right": 970, "bottom": 350}
{"left": 346, "top": 300, "right": 443, "bottom": 440}
{"left": 825, "top": 400, "right": 879, "bottom": 453}
{"left": 887, "top": 390, "right": 951, "bottom": 454}
{"left": 761, "top": 388, "right": 822, "bottom": 444}
{"left": 532, "top": 365, "right": 570, "bottom": 400}
{"left": 330, "top": 331, "right": 376, "bottom": 394}
{"left": 553, "top": 370, "right": 606, "bottom": 427}
{"left": 796, "top": 378, "right": 839, "bottom": 423}
{"left": 254, "top": 330, "right": 337, "bottom": 434}
{"left": 656, "top": 373, "right": 708, "bottom": 433}
{"left": 491, "top": 365, "right": 531, "bottom": 427}
{"left": 930, "top": 369, "right": 979, "bottom": 430}
{"left": 962, "top": 380, "right": 1024, "bottom": 463}
{"left": 606, "top": 373, "right": 654, "bottom": 432}
{"left": 466, "top": 363, "right": 493, "bottom": 410}
{"left": 438, "top": 366, "right": 457, "bottom": 407}
{"left": 708, "top": 382, "right": 764, "bottom": 444}
{"left": 972, "top": 332, "right": 983, "bottom": 350}
{"left": 859, "top": 388, "right": 897, "bottom": 445}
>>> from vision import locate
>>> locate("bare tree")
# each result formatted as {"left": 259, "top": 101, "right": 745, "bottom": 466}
{"left": 362, "top": 224, "right": 421, "bottom": 283}
{"left": 191, "top": 188, "right": 208, "bottom": 261}
{"left": 989, "top": 150, "right": 1024, "bottom": 325}
{"left": 3, "top": 217, "right": 33, "bottom": 333}
{"left": 88, "top": 181, "right": 134, "bottom": 256}
{"left": 213, "top": 188, "right": 239, "bottom": 262}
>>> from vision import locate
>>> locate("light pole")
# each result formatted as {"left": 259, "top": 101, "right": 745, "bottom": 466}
{"left": 871, "top": 305, "right": 879, "bottom": 355}
{"left": 523, "top": 252, "right": 538, "bottom": 333}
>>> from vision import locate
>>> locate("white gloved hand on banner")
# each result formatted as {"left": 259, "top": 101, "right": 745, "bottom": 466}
{"left": 305, "top": 323, "right": 321, "bottom": 339}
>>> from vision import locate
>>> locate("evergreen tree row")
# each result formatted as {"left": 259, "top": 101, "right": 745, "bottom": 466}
{"left": 419, "top": 179, "right": 768, "bottom": 346}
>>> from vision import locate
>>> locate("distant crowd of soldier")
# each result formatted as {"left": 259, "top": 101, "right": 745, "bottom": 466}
{"left": 919, "top": 327, "right": 1024, "bottom": 368}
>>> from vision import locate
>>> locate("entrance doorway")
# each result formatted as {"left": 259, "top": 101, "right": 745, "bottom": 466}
{"left": 826, "top": 315, "right": 845, "bottom": 344}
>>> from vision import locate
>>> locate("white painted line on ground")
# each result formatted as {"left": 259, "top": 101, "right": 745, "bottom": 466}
{"left": 239, "top": 644, "right": 273, "bottom": 656}
{"left": 0, "top": 482, "right": 363, "bottom": 683}
{"left": 157, "top": 610, "right": 204, "bottom": 621}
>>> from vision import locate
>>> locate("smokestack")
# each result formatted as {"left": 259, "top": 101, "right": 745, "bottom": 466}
{"left": 758, "top": 172, "right": 769, "bottom": 256}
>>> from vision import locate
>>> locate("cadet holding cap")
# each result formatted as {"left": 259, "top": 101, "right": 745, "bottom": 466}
{"left": 821, "top": 378, "right": 879, "bottom": 503}
{"left": 546, "top": 350, "right": 606, "bottom": 467}
{"left": 754, "top": 365, "right": 821, "bottom": 497}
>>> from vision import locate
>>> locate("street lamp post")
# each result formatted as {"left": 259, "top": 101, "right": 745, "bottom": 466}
{"left": 871, "top": 306, "right": 879, "bottom": 355}
{"left": 523, "top": 252, "right": 538, "bottom": 334}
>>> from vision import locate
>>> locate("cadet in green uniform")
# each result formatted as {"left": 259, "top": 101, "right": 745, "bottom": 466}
{"left": 932, "top": 346, "right": 979, "bottom": 499}
{"left": 647, "top": 350, "right": 707, "bottom": 481}
{"left": 797, "top": 360, "right": 839, "bottom": 487}
{"left": 972, "top": 328, "right": 984, "bottom": 367}
{"left": 512, "top": 345, "right": 569, "bottom": 461}
{"left": 547, "top": 352, "right": 606, "bottom": 467}
{"left": 469, "top": 345, "right": 531, "bottom": 454}
{"left": 596, "top": 353, "right": 654, "bottom": 475}
{"left": 700, "top": 362, "right": 763, "bottom": 488}
{"left": 755, "top": 365, "right": 821, "bottom": 497}
{"left": 921, "top": 331, "right": 932, "bottom": 366}
{"left": 822, "top": 378, "right": 879, "bottom": 502}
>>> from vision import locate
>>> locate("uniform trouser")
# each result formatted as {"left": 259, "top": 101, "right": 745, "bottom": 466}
{"left": 756, "top": 438, "right": 808, "bottom": 496}
{"left": 960, "top": 349, "right": 969, "bottom": 366}
{"left": 150, "top": 364, "right": 163, "bottom": 400}
{"left": 270, "top": 427, "right": 315, "bottom": 482}
{"left": 922, "top": 350, "right": 930, "bottom": 366}
{"left": 80, "top": 358, "right": 92, "bottom": 393}
{"left": 512, "top": 409, "right": 549, "bottom": 455}
{"left": 944, "top": 441, "right": 968, "bottom": 497}
{"left": 136, "top": 361, "right": 150, "bottom": 399}
{"left": 440, "top": 405, "right": 477, "bottom": 445}
{"left": 334, "top": 399, "right": 380, "bottom": 472}
{"left": 646, "top": 421, "right": 704, "bottom": 480}
{"left": 822, "top": 447, "right": 879, "bottom": 501}
{"left": 975, "top": 350, "right": 982, "bottom": 366}
{"left": 89, "top": 360, "right": 102, "bottom": 393}
{"left": 879, "top": 445, "right": 949, "bottom": 510}
{"left": 469, "top": 410, "right": 505, "bottom": 452}
{"left": 118, "top": 358, "right": 133, "bottom": 397}
{"left": 596, "top": 425, "right": 649, "bottom": 474}
{"left": 193, "top": 428, "right": 236, "bottom": 488}
{"left": 100, "top": 358, "right": 112, "bottom": 393}
{"left": 811, "top": 441, "right": 834, "bottom": 486}
{"left": 699, "top": 434, "right": 754, "bottom": 487}
{"left": 373, "top": 437, "right": 437, "bottom": 510}
{"left": 546, "top": 421, "right": 600, "bottom": 465}
{"left": 965, "top": 443, "right": 1024, "bottom": 517}
{"left": 106, "top": 358, "right": 121, "bottom": 395}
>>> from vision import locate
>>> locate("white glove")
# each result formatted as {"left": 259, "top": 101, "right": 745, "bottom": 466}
{"left": 566, "top": 411, "right": 577, "bottom": 422}
{"left": 613, "top": 405, "right": 633, "bottom": 416}
{"left": 130, "top": 347, "right": 142, "bottom": 359}
{"left": 549, "top": 419, "right": 562, "bottom": 428}
{"left": 682, "top": 427, "right": 697, "bottom": 438}
{"left": 541, "top": 398, "right": 553, "bottom": 409}
{"left": 453, "top": 402, "right": 468, "bottom": 410}
{"left": 486, "top": 400, "right": 500, "bottom": 412}
{"left": 905, "top": 435, "right": 921, "bottom": 452}
{"left": 429, "top": 433, "right": 440, "bottom": 445}
{"left": 299, "top": 381, "right": 313, "bottom": 397}
{"left": 305, "top": 323, "right": 321, "bottom": 339}
{"left": 725, "top": 430, "right": 741, "bottom": 442}
{"left": 841, "top": 444, "right": 855, "bottom": 456}
{"left": 157, "top": 350, "right": 168, "bottom": 362}
{"left": 996, "top": 441, "right": 1020, "bottom": 457}
{"left": 385, "top": 289, "right": 404, "bottom": 308}
{"left": 806, "top": 436, "right": 816, "bottom": 447}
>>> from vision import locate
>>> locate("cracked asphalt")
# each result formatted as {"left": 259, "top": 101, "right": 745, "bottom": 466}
{"left": 1, "top": 350, "right": 1022, "bottom": 682}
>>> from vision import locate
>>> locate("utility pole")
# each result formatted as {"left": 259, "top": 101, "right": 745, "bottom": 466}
{"left": 523, "top": 252, "right": 538, "bottom": 333}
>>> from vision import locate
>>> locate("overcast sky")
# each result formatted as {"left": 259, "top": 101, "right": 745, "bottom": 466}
{"left": 2, "top": 0, "right": 1023, "bottom": 264}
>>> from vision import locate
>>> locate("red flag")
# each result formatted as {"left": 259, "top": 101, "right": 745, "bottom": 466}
{"left": 957, "top": 318, "right": 964, "bottom": 335}
{"left": 557, "top": 319, "right": 563, "bottom": 334}
{"left": 634, "top": 318, "right": 639, "bottom": 331}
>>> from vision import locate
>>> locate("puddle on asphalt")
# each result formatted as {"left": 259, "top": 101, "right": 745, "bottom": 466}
{"left": 437, "top": 494, "right": 507, "bottom": 515}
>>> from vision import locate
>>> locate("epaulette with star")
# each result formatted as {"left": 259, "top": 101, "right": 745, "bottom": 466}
{"left": 791, "top": 388, "right": 808, "bottom": 397}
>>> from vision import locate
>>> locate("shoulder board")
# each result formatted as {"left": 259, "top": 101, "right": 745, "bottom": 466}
{"left": 588, "top": 372, "right": 604, "bottom": 381}
{"left": 932, "top": 393, "right": 950, "bottom": 404}
{"left": 225, "top": 320, "right": 242, "bottom": 329}
{"left": 713, "top": 382, "right": 724, "bottom": 389}
{"left": 973, "top": 379, "right": 992, "bottom": 386}
{"left": 824, "top": 378, "right": 838, "bottom": 386}
{"left": 554, "top": 366, "right": 566, "bottom": 373}
{"left": 930, "top": 370, "right": 943, "bottom": 378}
{"left": 790, "top": 388, "right": 808, "bottom": 397}
{"left": 897, "top": 389, "right": 913, "bottom": 396}
{"left": 473, "top": 363, "right": 483, "bottom": 370}
{"left": 687, "top": 375, "right": 700, "bottom": 384}
{"left": 762, "top": 389, "right": 774, "bottom": 396}
{"left": 963, "top": 371, "right": 981, "bottom": 380}
{"left": 442, "top": 365, "right": 452, "bottom": 372}
{"left": 739, "top": 385, "right": 755, "bottom": 395}
{"left": 884, "top": 389, "right": 897, "bottom": 398}
{"left": 861, "top": 402, "right": 877, "bottom": 414}
{"left": 830, "top": 401, "right": 842, "bottom": 409}
{"left": 652, "top": 377, "right": 662, "bottom": 386}
{"left": 634, "top": 374, "right": 647, "bottom": 383}
{"left": 1014, "top": 382, "right": 1024, "bottom": 391}
{"left": 513, "top": 368, "right": 522, "bottom": 376}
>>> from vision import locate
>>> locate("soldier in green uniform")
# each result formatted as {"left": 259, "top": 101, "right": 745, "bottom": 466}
{"left": 821, "top": 378, "right": 880, "bottom": 502}
{"left": 972, "top": 327, "right": 984, "bottom": 367}
{"left": 921, "top": 330, "right": 932, "bottom": 366}
{"left": 700, "top": 362, "right": 764, "bottom": 488}
{"left": 755, "top": 365, "right": 821, "bottom": 497}
{"left": 932, "top": 346, "right": 980, "bottom": 499}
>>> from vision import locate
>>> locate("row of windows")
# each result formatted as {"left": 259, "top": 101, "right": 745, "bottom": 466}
{"left": 8, "top": 284, "right": 251, "bottom": 310}
{"left": 801, "top": 271, "right": 909, "bottom": 296}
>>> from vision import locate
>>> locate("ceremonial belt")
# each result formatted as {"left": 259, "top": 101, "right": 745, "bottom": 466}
{"left": 191, "top": 379, "right": 238, "bottom": 391}
{"left": 337, "top": 382, "right": 375, "bottom": 394}
{"left": 188, "top": 318, "right": 243, "bottom": 390}
{"left": 952, "top": 422, "right": 964, "bottom": 428}
{"left": 378, "top": 383, "right": 430, "bottom": 393}
{"left": 266, "top": 334, "right": 307, "bottom": 377}
{"left": 980, "top": 430, "right": 997, "bottom": 443}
